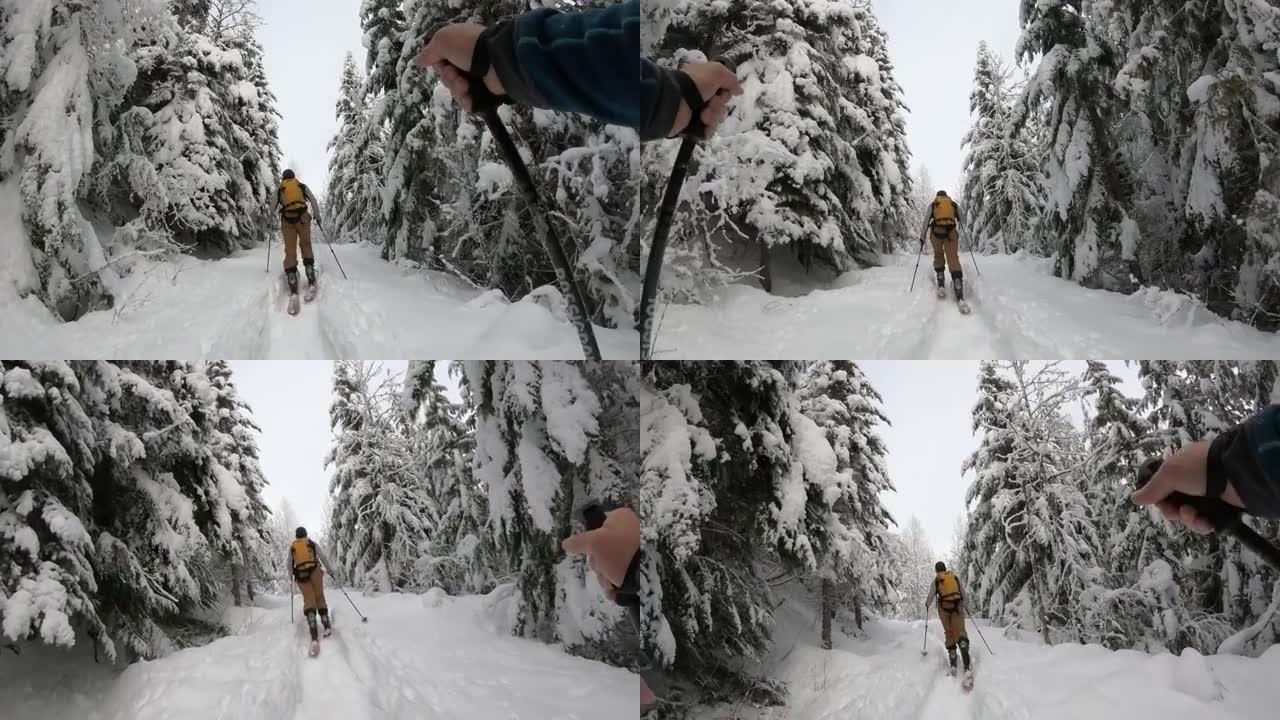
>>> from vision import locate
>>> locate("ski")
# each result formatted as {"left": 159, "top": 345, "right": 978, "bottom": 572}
{"left": 936, "top": 287, "right": 946, "bottom": 299}
{"left": 304, "top": 283, "right": 317, "bottom": 303}
{"left": 961, "top": 669, "right": 974, "bottom": 693}
{"left": 307, "top": 639, "right": 320, "bottom": 657}
{"left": 287, "top": 294, "right": 301, "bottom": 316}
{"left": 956, "top": 298, "right": 971, "bottom": 315}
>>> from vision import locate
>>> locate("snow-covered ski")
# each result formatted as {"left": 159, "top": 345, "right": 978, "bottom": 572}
{"left": 304, "top": 283, "right": 317, "bottom": 303}
{"left": 961, "top": 668, "right": 974, "bottom": 693}
{"left": 307, "top": 639, "right": 319, "bottom": 657}
{"left": 287, "top": 293, "right": 301, "bottom": 316}
{"left": 956, "top": 298, "right": 971, "bottom": 314}
{"left": 936, "top": 287, "right": 946, "bottom": 299}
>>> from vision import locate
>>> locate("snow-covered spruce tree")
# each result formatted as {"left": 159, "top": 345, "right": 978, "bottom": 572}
{"left": 378, "top": 0, "right": 636, "bottom": 330}
{"left": 110, "top": 5, "right": 280, "bottom": 256}
{"left": 642, "top": 361, "right": 858, "bottom": 701}
{"left": 886, "top": 516, "right": 935, "bottom": 620}
{"left": 961, "top": 361, "right": 1103, "bottom": 643}
{"left": 1014, "top": 0, "right": 1138, "bottom": 291}
{"left": 797, "top": 360, "right": 896, "bottom": 641}
{"left": 644, "top": 0, "right": 914, "bottom": 295}
{"left": 0, "top": 362, "right": 111, "bottom": 656}
{"left": 1104, "top": 0, "right": 1280, "bottom": 327}
{"left": 960, "top": 41, "right": 1044, "bottom": 255}
{"left": 266, "top": 498, "right": 301, "bottom": 591}
{"left": 0, "top": 0, "right": 154, "bottom": 317}
{"left": 204, "top": 360, "right": 272, "bottom": 604}
{"left": 326, "top": 53, "right": 384, "bottom": 244}
{"left": 463, "top": 361, "right": 631, "bottom": 648}
{"left": 401, "top": 361, "right": 496, "bottom": 594}
{"left": 326, "top": 361, "right": 433, "bottom": 592}
{"left": 1, "top": 361, "right": 272, "bottom": 661}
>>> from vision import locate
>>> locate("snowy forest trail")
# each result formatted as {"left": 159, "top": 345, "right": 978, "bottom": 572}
{"left": 695, "top": 600, "right": 1280, "bottom": 720}
{"left": 1, "top": 591, "right": 634, "bottom": 720}
{"left": 0, "top": 244, "right": 637, "bottom": 359}
{"left": 651, "top": 253, "right": 1280, "bottom": 359}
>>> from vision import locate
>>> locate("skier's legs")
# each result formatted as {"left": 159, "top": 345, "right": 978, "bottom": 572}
{"left": 945, "top": 229, "right": 963, "bottom": 282}
{"left": 298, "top": 215, "right": 315, "bottom": 264}
{"left": 939, "top": 607, "right": 958, "bottom": 667}
{"left": 311, "top": 571, "right": 329, "bottom": 626}
{"left": 955, "top": 606, "right": 971, "bottom": 670}
{"left": 298, "top": 577, "right": 320, "bottom": 641}
{"left": 282, "top": 221, "right": 300, "bottom": 272}
{"left": 931, "top": 235, "right": 947, "bottom": 276}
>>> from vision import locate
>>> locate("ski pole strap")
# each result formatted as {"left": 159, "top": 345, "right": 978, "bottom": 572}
{"left": 468, "top": 26, "right": 515, "bottom": 114}
{"left": 1136, "top": 458, "right": 1242, "bottom": 530}
{"left": 674, "top": 70, "right": 707, "bottom": 139}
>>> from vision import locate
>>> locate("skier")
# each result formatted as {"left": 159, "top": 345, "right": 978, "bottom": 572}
{"left": 288, "top": 526, "right": 334, "bottom": 654}
{"left": 920, "top": 190, "right": 966, "bottom": 303}
{"left": 416, "top": 0, "right": 741, "bottom": 142}
{"left": 925, "top": 561, "right": 973, "bottom": 688}
{"left": 1132, "top": 404, "right": 1280, "bottom": 528}
{"left": 275, "top": 169, "right": 323, "bottom": 310}
{"left": 561, "top": 507, "right": 654, "bottom": 713}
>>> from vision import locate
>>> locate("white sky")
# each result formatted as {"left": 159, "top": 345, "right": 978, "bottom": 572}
{"left": 872, "top": 0, "right": 1025, "bottom": 193}
{"left": 862, "top": 361, "right": 1144, "bottom": 557}
{"left": 256, "top": 0, "right": 1025, "bottom": 196}
{"left": 228, "top": 361, "right": 462, "bottom": 532}
{"left": 257, "top": 0, "right": 367, "bottom": 196}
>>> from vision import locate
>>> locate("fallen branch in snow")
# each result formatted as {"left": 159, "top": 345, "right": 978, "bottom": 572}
{"left": 71, "top": 249, "right": 169, "bottom": 286}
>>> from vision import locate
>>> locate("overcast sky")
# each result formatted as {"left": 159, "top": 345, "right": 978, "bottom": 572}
{"left": 258, "top": 0, "right": 366, "bottom": 196}
{"left": 228, "top": 360, "right": 462, "bottom": 533}
{"left": 872, "top": 0, "right": 1025, "bottom": 193}
{"left": 863, "top": 361, "right": 1144, "bottom": 557}
{"left": 257, "top": 0, "right": 1025, "bottom": 196}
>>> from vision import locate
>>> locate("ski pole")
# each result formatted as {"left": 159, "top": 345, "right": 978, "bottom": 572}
{"left": 921, "top": 612, "right": 929, "bottom": 656}
{"left": 967, "top": 244, "right": 982, "bottom": 278}
{"left": 316, "top": 218, "right": 349, "bottom": 280}
{"left": 969, "top": 613, "right": 994, "bottom": 655}
{"left": 460, "top": 35, "right": 601, "bottom": 361}
{"left": 640, "top": 62, "right": 734, "bottom": 361}
{"left": 267, "top": 237, "right": 273, "bottom": 274}
{"left": 1136, "top": 458, "right": 1280, "bottom": 571}
{"left": 335, "top": 580, "right": 369, "bottom": 623}
{"left": 909, "top": 239, "right": 924, "bottom": 293}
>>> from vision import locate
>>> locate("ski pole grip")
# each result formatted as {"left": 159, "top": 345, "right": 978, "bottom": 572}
{"left": 466, "top": 25, "right": 514, "bottom": 114}
{"left": 1135, "top": 458, "right": 1242, "bottom": 530}
{"left": 583, "top": 503, "right": 608, "bottom": 531}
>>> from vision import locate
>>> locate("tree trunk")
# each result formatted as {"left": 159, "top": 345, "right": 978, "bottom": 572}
{"left": 759, "top": 240, "right": 773, "bottom": 293}
{"left": 821, "top": 578, "right": 833, "bottom": 650}
{"left": 854, "top": 599, "right": 864, "bottom": 630}
{"left": 231, "top": 562, "right": 243, "bottom": 607}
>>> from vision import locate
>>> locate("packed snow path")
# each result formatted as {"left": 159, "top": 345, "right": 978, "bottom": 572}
{"left": 0, "top": 591, "right": 635, "bottom": 720}
{"left": 697, "top": 600, "right": 1280, "bottom": 720}
{"left": 0, "top": 244, "right": 636, "bottom": 359}
{"left": 649, "top": 254, "right": 1280, "bottom": 359}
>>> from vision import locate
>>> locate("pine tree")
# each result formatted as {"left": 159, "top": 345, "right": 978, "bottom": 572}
{"left": 960, "top": 42, "right": 1044, "bottom": 254}
{"left": 326, "top": 361, "right": 431, "bottom": 592}
{"left": 644, "top": 0, "right": 915, "bottom": 288}
{"left": 1014, "top": 0, "right": 1138, "bottom": 290}
{"left": 326, "top": 53, "right": 383, "bottom": 244}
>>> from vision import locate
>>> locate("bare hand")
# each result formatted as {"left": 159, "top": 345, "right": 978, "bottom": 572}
{"left": 670, "top": 62, "right": 742, "bottom": 139}
{"left": 415, "top": 23, "right": 506, "bottom": 111}
{"left": 562, "top": 507, "right": 640, "bottom": 601}
{"left": 1130, "top": 440, "right": 1246, "bottom": 534}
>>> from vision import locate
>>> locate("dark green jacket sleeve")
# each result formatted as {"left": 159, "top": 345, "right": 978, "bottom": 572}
{"left": 1210, "top": 405, "right": 1280, "bottom": 518}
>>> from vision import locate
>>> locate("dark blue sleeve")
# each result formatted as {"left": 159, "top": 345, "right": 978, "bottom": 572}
{"left": 510, "top": 1, "right": 639, "bottom": 128}
{"left": 1210, "top": 404, "right": 1280, "bottom": 518}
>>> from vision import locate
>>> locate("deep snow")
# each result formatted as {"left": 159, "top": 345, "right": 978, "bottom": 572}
{"left": 0, "top": 590, "right": 635, "bottom": 720}
{"left": 692, "top": 598, "right": 1280, "bottom": 720}
{"left": 647, "top": 253, "right": 1280, "bottom": 359}
{"left": 0, "top": 243, "right": 636, "bottom": 360}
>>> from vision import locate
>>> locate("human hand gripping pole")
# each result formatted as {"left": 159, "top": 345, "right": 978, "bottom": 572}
{"left": 456, "top": 26, "right": 602, "bottom": 361}
{"left": 1135, "top": 458, "right": 1280, "bottom": 571}
{"left": 640, "top": 61, "right": 737, "bottom": 361}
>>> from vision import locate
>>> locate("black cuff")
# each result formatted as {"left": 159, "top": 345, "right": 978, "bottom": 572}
{"left": 484, "top": 20, "right": 545, "bottom": 109}
{"left": 615, "top": 549, "right": 641, "bottom": 607}
{"left": 1212, "top": 420, "right": 1280, "bottom": 518}
{"left": 641, "top": 67, "right": 683, "bottom": 142}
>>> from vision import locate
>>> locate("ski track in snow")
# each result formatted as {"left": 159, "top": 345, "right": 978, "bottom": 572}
{"left": 0, "top": 244, "right": 637, "bottom": 359}
{"left": 0, "top": 592, "right": 634, "bottom": 720}
{"left": 653, "top": 254, "right": 1280, "bottom": 359}
{"left": 695, "top": 603, "right": 1280, "bottom": 720}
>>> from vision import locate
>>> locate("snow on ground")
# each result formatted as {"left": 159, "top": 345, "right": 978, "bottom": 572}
{"left": 650, "top": 253, "right": 1280, "bottom": 359}
{"left": 0, "top": 243, "right": 636, "bottom": 359}
{"left": 694, "top": 598, "right": 1280, "bottom": 720}
{"left": 0, "top": 590, "right": 635, "bottom": 720}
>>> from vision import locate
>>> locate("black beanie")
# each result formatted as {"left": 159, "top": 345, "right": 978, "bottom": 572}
{"left": 283, "top": 169, "right": 296, "bottom": 180}
{"left": 295, "top": 526, "right": 307, "bottom": 539}
{"left": 935, "top": 561, "right": 946, "bottom": 572}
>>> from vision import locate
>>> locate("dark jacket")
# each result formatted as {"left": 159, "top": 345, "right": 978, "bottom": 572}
{"left": 1211, "top": 404, "right": 1280, "bottom": 518}
{"left": 486, "top": 0, "right": 681, "bottom": 141}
